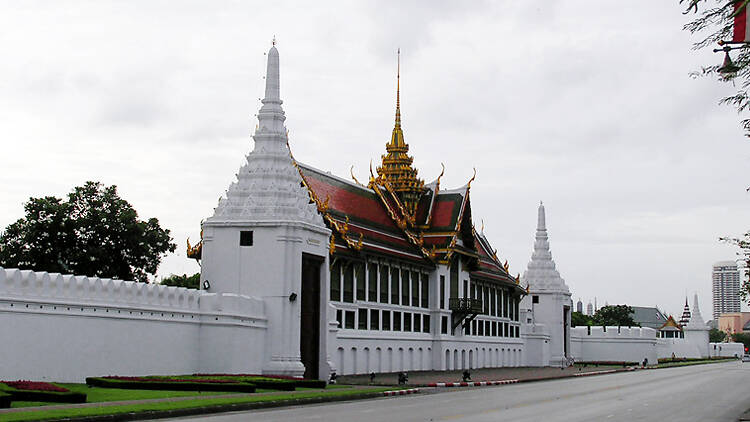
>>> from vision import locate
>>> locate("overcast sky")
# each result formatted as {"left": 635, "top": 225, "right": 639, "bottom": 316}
{"left": 1, "top": 1, "right": 748, "bottom": 319}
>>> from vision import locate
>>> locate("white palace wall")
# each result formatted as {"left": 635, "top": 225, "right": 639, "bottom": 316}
{"left": 0, "top": 267, "right": 267, "bottom": 383}
{"left": 571, "top": 326, "right": 658, "bottom": 364}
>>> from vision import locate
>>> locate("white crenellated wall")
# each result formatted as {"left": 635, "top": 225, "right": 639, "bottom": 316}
{"left": 571, "top": 326, "right": 658, "bottom": 364}
{"left": 0, "top": 267, "right": 267, "bottom": 382}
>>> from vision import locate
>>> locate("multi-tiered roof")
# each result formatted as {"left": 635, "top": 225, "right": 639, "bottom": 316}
{"left": 292, "top": 52, "right": 520, "bottom": 290}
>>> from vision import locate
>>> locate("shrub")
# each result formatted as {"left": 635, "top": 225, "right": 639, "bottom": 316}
{"left": 0, "top": 382, "right": 87, "bottom": 403}
{"left": 0, "top": 392, "right": 11, "bottom": 409}
{"left": 194, "top": 373, "right": 326, "bottom": 389}
{"left": 86, "top": 377, "right": 256, "bottom": 393}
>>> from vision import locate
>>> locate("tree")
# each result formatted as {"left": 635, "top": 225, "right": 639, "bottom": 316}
{"left": 681, "top": 0, "right": 750, "bottom": 135}
{"left": 731, "top": 332, "right": 750, "bottom": 348}
{"left": 571, "top": 311, "right": 594, "bottom": 327}
{"left": 160, "top": 273, "right": 200, "bottom": 289}
{"left": 0, "top": 181, "right": 175, "bottom": 282}
{"left": 592, "top": 305, "right": 640, "bottom": 327}
{"left": 710, "top": 327, "right": 729, "bottom": 342}
{"left": 720, "top": 233, "right": 750, "bottom": 304}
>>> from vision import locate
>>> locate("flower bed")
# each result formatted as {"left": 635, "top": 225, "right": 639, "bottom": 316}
{"left": 86, "top": 376, "right": 257, "bottom": 393}
{"left": 0, "top": 381, "right": 87, "bottom": 403}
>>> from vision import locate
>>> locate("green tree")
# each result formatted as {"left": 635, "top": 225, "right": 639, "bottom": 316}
{"left": 0, "top": 181, "right": 175, "bottom": 282}
{"left": 720, "top": 233, "right": 750, "bottom": 304}
{"left": 160, "top": 273, "right": 200, "bottom": 289}
{"left": 682, "top": 0, "right": 750, "bottom": 134}
{"left": 571, "top": 311, "right": 594, "bottom": 327}
{"left": 709, "top": 327, "right": 728, "bottom": 342}
{"left": 592, "top": 305, "right": 640, "bottom": 327}
{"left": 732, "top": 332, "right": 750, "bottom": 348}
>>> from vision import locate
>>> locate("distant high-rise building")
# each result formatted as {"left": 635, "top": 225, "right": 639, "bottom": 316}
{"left": 576, "top": 298, "right": 583, "bottom": 314}
{"left": 586, "top": 301, "right": 593, "bottom": 316}
{"left": 712, "top": 261, "right": 741, "bottom": 321}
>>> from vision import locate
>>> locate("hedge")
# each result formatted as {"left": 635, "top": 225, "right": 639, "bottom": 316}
{"left": 0, "top": 391, "right": 11, "bottom": 408}
{"left": 85, "top": 377, "right": 256, "bottom": 393}
{"left": 0, "top": 383, "right": 87, "bottom": 403}
{"left": 193, "top": 374, "right": 327, "bottom": 389}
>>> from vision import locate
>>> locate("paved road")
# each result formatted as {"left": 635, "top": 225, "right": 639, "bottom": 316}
{"left": 172, "top": 361, "right": 750, "bottom": 422}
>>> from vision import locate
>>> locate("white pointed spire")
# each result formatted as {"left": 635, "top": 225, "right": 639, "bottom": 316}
{"left": 208, "top": 42, "right": 324, "bottom": 226}
{"left": 522, "top": 202, "right": 570, "bottom": 293}
{"left": 687, "top": 293, "right": 707, "bottom": 329}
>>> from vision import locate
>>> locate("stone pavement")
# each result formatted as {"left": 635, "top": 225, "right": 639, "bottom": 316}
{"left": 336, "top": 364, "right": 623, "bottom": 386}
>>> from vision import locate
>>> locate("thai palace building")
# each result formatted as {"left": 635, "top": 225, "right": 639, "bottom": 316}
{"left": 0, "top": 43, "right": 727, "bottom": 383}
{"left": 195, "top": 43, "right": 534, "bottom": 378}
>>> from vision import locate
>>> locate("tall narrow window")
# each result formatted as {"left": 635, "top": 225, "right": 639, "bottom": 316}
{"left": 355, "top": 262, "right": 365, "bottom": 301}
{"left": 424, "top": 315, "right": 431, "bottom": 333}
{"left": 450, "top": 261, "right": 459, "bottom": 299}
{"left": 380, "top": 264, "right": 389, "bottom": 303}
{"left": 368, "top": 263, "right": 378, "bottom": 302}
{"left": 393, "top": 311, "right": 402, "bottom": 331}
{"left": 330, "top": 260, "right": 341, "bottom": 302}
{"left": 411, "top": 271, "right": 419, "bottom": 307}
{"left": 402, "top": 270, "right": 410, "bottom": 306}
{"left": 463, "top": 280, "right": 468, "bottom": 299}
{"left": 391, "top": 267, "right": 400, "bottom": 304}
{"left": 382, "top": 310, "right": 391, "bottom": 331}
{"left": 336, "top": 309, "right": 342, "bottom": 328}
{"left": 358, "top": 308, "right": 367, "bottom": 330}
{"left": 345, "top": 310, "right": 355, "bottom": 329}
{"left": 440, "top": 275, "right": 445, "bottom": 309}
{"left": 414, "top": 313, "right": 422, "bottom": 332}
{"left": 343, "top": 263, "right": 354, "bottom": 303}
{"left": 441, "top": 315, "right": 448, "bottom": 334}
{"left": 370, "top": 309, "right": 379, "bottom": 330}
{"left": 404, "top": 312, "right": 412, "bottom": 332}
{"left": 421, "top": 273, "right": 429, "bottom": 309}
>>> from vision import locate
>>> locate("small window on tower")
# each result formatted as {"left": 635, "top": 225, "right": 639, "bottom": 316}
{"left": 532, "top": 295, "right": 539, "bottom": 304}
{"left": 240, "top": 231, "right": 253, "bottom": 246}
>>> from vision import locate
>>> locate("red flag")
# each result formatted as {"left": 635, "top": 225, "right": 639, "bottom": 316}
{"left": 733, "top": 2, "right": 750, "bottom": 42}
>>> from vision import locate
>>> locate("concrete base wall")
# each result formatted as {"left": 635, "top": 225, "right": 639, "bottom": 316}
{"left": 571, "top": 326, "right": 657, "bottom": 365}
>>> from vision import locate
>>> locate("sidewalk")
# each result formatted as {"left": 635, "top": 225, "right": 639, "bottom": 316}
{"left": 337, "top": 364, "right": 624, "bottom": 386}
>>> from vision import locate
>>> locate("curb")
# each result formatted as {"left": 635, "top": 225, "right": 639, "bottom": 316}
{"left": 427, "top": 379, "right": 519, "bottom": 388}
{"left": 382, "top": 388, "right": 420, "bottom": 396}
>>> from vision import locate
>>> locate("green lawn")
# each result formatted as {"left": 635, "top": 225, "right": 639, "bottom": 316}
{"left": 656, "top": 358, "right": 737, "bottom": 369}
{"left": 2, "top": 386, "right": 395, "bottom": 422}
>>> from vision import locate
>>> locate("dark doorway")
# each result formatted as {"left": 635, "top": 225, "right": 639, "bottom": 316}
{"left": 300, "top": 254, "right": 322, "bottom": 379}
{"left": 563, "top": 305, "right": 570, "bottom": 358}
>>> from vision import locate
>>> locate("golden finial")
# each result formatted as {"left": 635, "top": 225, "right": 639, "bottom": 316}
{"left": 329, "top": 235, "right": 336, "bottom": 255}
{"left": 504, "top": 260, "right": 509, "bottom": 271}
{"left": 395, "top": 48, "right": 401, "bottom": 128}
{"left": 350, "top": 166, "right": 363, "bottom": 186}
{"left": 480, "top": 219, "right": 484, "bottom": 234}
{"left": 436, "top": 163, "right": 445, "bottom": 185}
{"left": 272, "top": 36, "right": 276, "bottom": 46}
{"left": 467, "top": 167, "right": 477, "bottom": 188}
{"left": 369, "top": 159, "right": 375, "bottom": 179}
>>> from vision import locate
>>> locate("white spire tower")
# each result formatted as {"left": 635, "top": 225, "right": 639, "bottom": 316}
{"left": 200, "top": 41, "right": 332, "bottom": 378}
{"left": 521, "top": 202, "right": 572, "bottom": 367}
{"left": 523, "top": 202, "right": 570, "bottom": 293}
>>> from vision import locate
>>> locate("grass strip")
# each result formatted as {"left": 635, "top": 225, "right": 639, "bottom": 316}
{"left": 2, "top": 387, "right": 396, "bottom": 422}
{"left": 656, "top": 358, "right": 737, "bottom": 369}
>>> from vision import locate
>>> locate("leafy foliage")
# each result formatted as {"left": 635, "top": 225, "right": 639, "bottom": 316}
{"left": 592, "top": 305, "right": 640, "bottom": 327}
{"left": 681, "top": 0, "right": 750, "bottom": 134}
{"left": 0, "top": 182, "right": 175, "bottom": 282}
{"left": 571, "top": 311, "right": 594, "bottom": 327}
{"left": 709, "top": 327, "right": 729, "bottom": 342}
{"left": 731, "top": 332, "right": 750, "bottom": 348}
{"left": 720, "top": 232, "right": 750, "bottom": 304}
{"left": 160, "top": 273, "right": 200, "bottom": 289}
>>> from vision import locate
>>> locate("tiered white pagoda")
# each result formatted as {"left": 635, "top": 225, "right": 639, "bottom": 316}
{"left": 521, "top": 202, "right": 572, "bottom": 366}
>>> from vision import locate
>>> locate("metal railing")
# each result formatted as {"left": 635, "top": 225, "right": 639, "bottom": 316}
{"left": 448, "top": 298, "right": 483, "bottom": 314}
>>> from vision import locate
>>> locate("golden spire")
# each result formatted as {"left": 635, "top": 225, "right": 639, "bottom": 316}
{"left": 376, "top": 48, "right": 424, "bottom": 216}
